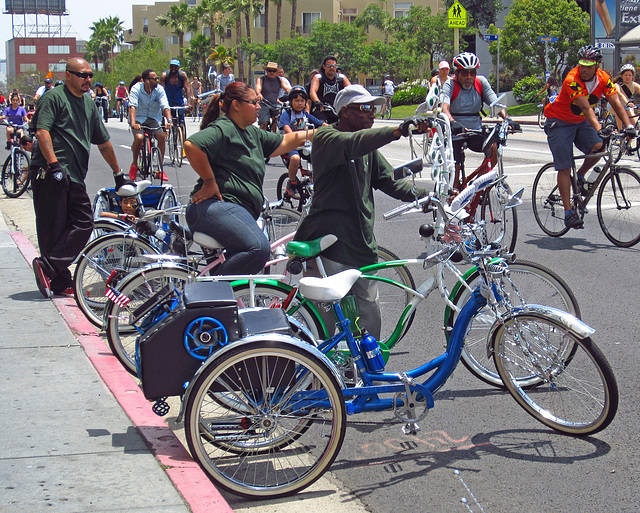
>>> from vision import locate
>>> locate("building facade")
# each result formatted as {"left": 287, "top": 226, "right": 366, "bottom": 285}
{"left": 6, "top": 36, "right": 86, "bottom": 80}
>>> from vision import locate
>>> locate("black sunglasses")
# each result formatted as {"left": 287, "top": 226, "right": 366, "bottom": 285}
{"left": 67, "top": 70, "right": 94, "bottom": 79}
{"left": 237, "top": 98, "right": 260, "bottom": 105}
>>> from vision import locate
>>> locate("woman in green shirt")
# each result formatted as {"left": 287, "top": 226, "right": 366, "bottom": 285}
{"left": 184, "top": 81, "right": 313, "bottom": 274}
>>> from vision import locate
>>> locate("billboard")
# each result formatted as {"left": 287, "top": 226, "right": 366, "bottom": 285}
{"left": 593, "top": 0, "right": 640, "bottom": 41}
{"left": 4, "top": 0, "right": 66, "bottom": 15}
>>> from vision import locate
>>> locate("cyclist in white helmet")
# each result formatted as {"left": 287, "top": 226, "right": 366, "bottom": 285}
{"left": 614, "top": 63, "right": 640, "bottom": 128}
{"left": 442, "top": 51, "right": 507, "bottom": 188}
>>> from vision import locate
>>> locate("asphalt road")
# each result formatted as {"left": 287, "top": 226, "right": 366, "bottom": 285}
{"left": 3, "top": 119, "right": 640, "bottom": 513}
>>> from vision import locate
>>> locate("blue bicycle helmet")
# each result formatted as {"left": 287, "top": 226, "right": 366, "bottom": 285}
{"left": 288, "top": 85, "right": 308, "bottom": 101}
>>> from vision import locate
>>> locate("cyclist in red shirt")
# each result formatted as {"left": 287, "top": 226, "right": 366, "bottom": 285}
{"left": 544, "top": 45, "right": 635, "bottom": 229}
{"left": 115, "top": 81, "right": 129, "bottom": 120}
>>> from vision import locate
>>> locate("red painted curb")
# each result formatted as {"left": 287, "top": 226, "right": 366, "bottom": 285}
{"left": 10, "top": 232, "right": 234, "bottom": 513}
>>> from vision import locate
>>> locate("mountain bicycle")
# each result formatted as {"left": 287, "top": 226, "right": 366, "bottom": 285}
{"left": 137, "top": 126, "right": 165, "bottom": 184}
{"left": 167, "top": 106, "right": 187, "bottom": 167}
{"left": 175, "top": 220, "right": 617, "bottom": 499}
{"left": 532, "top": 130, "right": 640, "bottom": 247}
{"left": 1, "top": 121, "right": 30, "bottom": 198}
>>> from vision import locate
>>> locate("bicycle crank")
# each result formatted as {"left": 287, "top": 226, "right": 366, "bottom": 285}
{"left": 393, "top": 373, "right": 431, "bottom": 435}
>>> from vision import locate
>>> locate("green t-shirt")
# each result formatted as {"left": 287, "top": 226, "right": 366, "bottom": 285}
{"left": 295, "top": 125, "right": 424, "bottom": 267}
{"left": 187, "top": 116, "right": 283, "bottom": 218}
{"left": 31, "top": 84, "right": 109, "bottom": 185}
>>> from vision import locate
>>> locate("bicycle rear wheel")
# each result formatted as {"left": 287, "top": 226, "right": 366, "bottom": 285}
{"left": 597, "top": 166, "right": 640, "bottom": 247}
{"left": 537, "top": 109, "right": 546, "bottom": 129}
{"left": 446, "top": 260, "right": 580, "bottom": 388}
{"left": 494, "top": 314, "right": 618, "bottom": 435}
{"left": 2, "top": 150, "right": 30, "bottom": 198}
{"left": 184, "top": 340, "right": 346, "bottom": 499}
{"left": 383, "top": 100, "right": 392, "bottom": 120}
{"left": 73, "top": 233, "right": 159, "bottom": 327}
{"left": 479, "top": 181, "right": 518, "bottom": 252}
{"left": 532, "top": 163, "right": 570, "bottom": 237}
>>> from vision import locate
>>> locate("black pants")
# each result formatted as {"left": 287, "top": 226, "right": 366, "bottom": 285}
{"left": 31, "top": 166, "right": 93, "bottom": 293}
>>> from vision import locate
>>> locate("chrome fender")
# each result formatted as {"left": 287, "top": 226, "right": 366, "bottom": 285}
{"left": 487, "top": 304, "right": 595, "bottom": 359}
{"left": 177, "top": 333, "right": 345, "bottom": 423}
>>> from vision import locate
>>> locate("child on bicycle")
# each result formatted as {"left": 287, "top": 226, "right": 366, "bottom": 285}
{"left": 278, "top": 86, "right": 327, "bottom": 198}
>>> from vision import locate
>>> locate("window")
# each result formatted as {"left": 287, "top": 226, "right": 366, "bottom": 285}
{"left": 166, "top": 35, "right": 178, "bottom": 50}
{"left": 49, "top": 62, "right": 66, "bottom": 72}
{"left": 225, "top": 26, "right": 232, "bottom": 39}
{"left": 19, "top": 45, "right": 36, "bottom": 54}
{"left": 203, "top": 26, "right": 211, "bottom": 37}
{"left": 187, "top": 0, "right": 196, "bottom": 4}
{"left": 76, "top": 42, "right": 86, "bottom": 53}
{"left": 185, "top": 31, "right": 192, "bottom": 42}
{"left": 20, "top": 63, "right": 37, "bottom": 72}
{"left": 342, "top": 8, "right": 358, "bottom": 24}
{"left": 393, "top": 2, "right": 413, "bottom": 18}
{"left": 255, "top": 6, "right": 265, "bottom": 28}
{"left": 48, "top": 45, "right": 70, "bottom": 54}
{"left": 302, "top": 12, "right": 320, "bottom": 33}
{"left": 143, "top": 17, "right": 149, "bottom": 33}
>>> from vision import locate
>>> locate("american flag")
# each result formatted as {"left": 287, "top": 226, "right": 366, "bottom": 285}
{"left": 104, "top": 287, "right": 131, "bottom": 307}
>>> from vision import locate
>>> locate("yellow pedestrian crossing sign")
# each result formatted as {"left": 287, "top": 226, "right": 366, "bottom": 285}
{"left": 448, "top": 1, "right": 467, "bottom": 28}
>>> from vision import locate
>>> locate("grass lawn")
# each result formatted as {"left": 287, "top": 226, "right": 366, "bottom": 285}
{"left": 385, "top": 102, "right": 539, "bottom": 120}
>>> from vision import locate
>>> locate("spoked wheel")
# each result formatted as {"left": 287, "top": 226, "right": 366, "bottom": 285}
{"left": 184, "top": 340, "right": 346, "bottom": 499}
{"left": 446, "top": 260, "right": 580, "bottom": 388}
{"left": 596, "top": 166, "right": 640, "bottom": 247}
{"left": 2, "top": 150, "right": 30, "bottom": 198}
{"left": 176, "top": 126, "right": 184, "bottom": 167}
{"left": 607, "top": 134, "right": 626, "bottom": 164}
{"left": 167, "top": 128, "right": 177, "bottom": 166}
{"left": 383, "top": 102, "right": 392, "bottom": 120}
{"left": 532, "top": 163, "right": 570, "bottom": 237}
{"left": 537, "top": 108, "right": 546, "bottom": 129}
{"left": 479, "top": 182, "right": 518, "bottom": 252}
{"left": 150, "top": 147, "right": 164, "bottom": 184}
{"left": 493, "top": 314, "right": 618, "bottom": 435}
{"left": 263, "top": 207, "right": 301, "bottom": 275}
{"left": 276, "top": 172, "right": 305, "bottom": 212}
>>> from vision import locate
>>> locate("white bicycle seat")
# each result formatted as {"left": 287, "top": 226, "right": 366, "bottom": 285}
{"left": 116, "top": 179, "right": 152, "bottom": 197}
{"left": 193, "top": 231, "right": 224, "bottom": 250}
{"left": 298, "top": 269, "right": 362, "bottom": 302}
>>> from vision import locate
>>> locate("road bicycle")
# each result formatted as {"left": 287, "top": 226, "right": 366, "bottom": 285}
{"left": 411, "top": 85, "right": 520, "bottom": 252}
{"left": 167, "top": 106, "right": 187, "bottom": 167}
{"left": 137, "top": 126, "right": 165, "bottom": 184}
{"left": 1, "top": 121, "right": 30, "bottom": 198}
{"left": 171, "top": 218, "right": 617, "bottom": 499}
{"left": 94, "top": 96, "right": 109, "bottom": 123}
{"left": 532, "top": 130, "right": 640, "bottom": 247}
{"left": 116, "top": 97, "right": 128, "bottom": 122}
{"left": 381, "top": 95, "right": 393, "bottom": 120}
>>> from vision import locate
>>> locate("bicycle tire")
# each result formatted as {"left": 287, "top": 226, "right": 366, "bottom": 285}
{"left": 276, "top": 172, "right": 305, "bottom": 212}
{"left": 263, "top": 207, "right": 301, "bottom": 275}
{"left": 167, "top": 127, "right": 176, "bottom": 166}
{"left": 105, "top": 265, "right": 192, "bottom": 374}
{"left": 90, "top": 218, "right": 129, "bottom": 242}
{"left": 479, "top": 181, "right": 518, "bottom": 252}
{"left": 150, "top": 146, "right": 164, "bottom": 184}
{"left": 2, "top": 150, "right": 30, "bottom": 198}
{"left": 176, "top": 126, "right": 184, "bottom": 167}
{"left": 138, "top": 138, "right": 151, "bottom": 179}
{"left": 73, "top": 233, "right": 160, "bottom": 327}
{"left": 537, "top": 109, "right": 546, "bottom": 129}
{"left": 119, "top": 102, "right": 124, "bottom": 122}
{"left": 596, "top": 166, "right": 640, "bottom": 247}
{"left": 532, "top": 163, "right": 570, "bottom": 237}
{"left": 493, "top": 314, "right": 618, "bottom": 435}
{"left": 446, "top": 260, "right": 581, "bottom": 388}
{"left": 374, "top": 246, "right": 417, "bottom": 344}
{"left": 607, "top": 134, "right": 625, "bottom": 164}
{"left": 384, "top": 100, "right": 392, "bottom": 120}
{"left": 184, "top": 340, "right": 346, "bottom": 499}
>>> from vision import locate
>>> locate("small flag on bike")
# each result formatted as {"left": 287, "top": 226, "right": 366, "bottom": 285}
{"left": 105, "top": 287, "right": 131, "bottom": 307}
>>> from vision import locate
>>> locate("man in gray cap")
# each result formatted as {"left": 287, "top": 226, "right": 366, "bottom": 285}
{"left": 34, "top": 78, "right": 54, "bottom": 102}
{"left": 294, "top": 84, "right": 429, "bottom": 338}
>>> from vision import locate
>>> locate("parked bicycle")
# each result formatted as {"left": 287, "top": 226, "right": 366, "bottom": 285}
{"left": 1, "top": 121, "right": 30, "bottom": 198}
{"left": 532, "top": 129, "right": 640, "bottom": 247}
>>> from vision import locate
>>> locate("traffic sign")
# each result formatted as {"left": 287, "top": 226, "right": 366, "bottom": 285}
{"left": 483, "top": 34, "right": 499, "bottom": 42}
{"left": 595, "top": 42, "right": 615, "bottom": 48}
{"left": 448, "top": 1, "right": 467, "bottom": 28}
{"left": 539, "top": 36, "right": 559, "bottom": 42}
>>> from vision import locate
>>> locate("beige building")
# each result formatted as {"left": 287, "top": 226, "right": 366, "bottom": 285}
{"left": 126, "top": 0, "right": 444, "bottom": 83}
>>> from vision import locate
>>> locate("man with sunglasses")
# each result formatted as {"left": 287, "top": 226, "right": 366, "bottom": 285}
{"left": 310, "top": 55, "right": 352, "bottom": 123}
{"left": 442, "top": 52, "right": 507, "bottom": 188}
{"left": 295, "top": 84, "right": 430, "bottom": 339}
{"left": 29, "top": 57, "right": 130, "bottom": 299}
{"left": 255, "top": 61, "right": 291, "bottom": 130}
{"left": 128, "top": 68, "right": 172, "bottom": 181}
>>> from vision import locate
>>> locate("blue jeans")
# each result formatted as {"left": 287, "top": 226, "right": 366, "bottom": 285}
{"left": 185, "top": 199, "right": 270, "bottom": 274}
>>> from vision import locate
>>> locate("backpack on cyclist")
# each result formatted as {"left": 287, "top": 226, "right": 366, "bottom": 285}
{"left": 451, "top": 77, "right": 483, "bottom": 102}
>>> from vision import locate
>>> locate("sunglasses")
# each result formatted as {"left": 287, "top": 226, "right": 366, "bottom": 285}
{"left": 237, "top": 98, "right": 260, "bottom": 105}
{"left": 67, "top": 70, "right": 94, "bottom": 79}
{"left": 147, "top": 76, "right": 159, "bottom": 81}
{"left": 266, "top": 69, "right": 277, "bottom": 73}
{"left": 351, "top": 104, "right": 377, "bottom": 112}
{"left": 325, "top": 64, "right": 338, "bottom": 68}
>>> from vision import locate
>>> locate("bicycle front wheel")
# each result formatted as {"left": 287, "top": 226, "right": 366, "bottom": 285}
{"left": 480, "top": 182, "right": 518, "bottom": 252}
{"left": 447, "top": 260, "right": 580, "bottom": 388}
{"left": 2, "top": 150, "right": 30, "bottom": 198}
{"left": 276, "top": 172, "right": 305, "bottom": 212}
{"left": 263, "top": 207, "right": 301, "bottom": 275}
{"left": 73, "top": 233, "right": 159, "bottom": 327}
{"left": 597, "top": 166, "right": 640, "bottom": 247}
{"left": 184, "top": 340, "right": 346, "bottom": 499}
{"left": 150, "top": 146, "right": 164, "bottom": 183}
{"left": 167, "top": 127, "right": 176, "bottom": 165}
{"left": 532, "top": 163, "right": 570, "bottom": 237}
{"left": 176, "top": 126, "right": 185, "bottom": 167}
{"left": 105, "top": 265, "right": 191, "bottom": 375}
{"left": 494, "top": 314, "right": 618, "bottom": 435}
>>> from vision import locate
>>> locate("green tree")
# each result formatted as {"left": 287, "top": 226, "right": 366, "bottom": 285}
{"left": 304, "top": 20, "right": 366, "bottom": 76}
{"left": 443, "top": 0, "right": 504, "bottom": 30}
{"left": 194, "top": 0, "right": 226, "bottom": 48}
{"left": 86, "top": 16, "right": 124, "bottom": 73}
{"left": 354, "top": 4, "right": 394, "bottom": 44}
{"left": 156, "top": 2, "right": 198, "bottom": 60}
{"left": 185, "top": 34, "right": 212, "bottom": 85}
{"left": 209, "top": 44, "right": 236, "bottom": 73}
{"left": 359, "top": 40, "right": 416, "bottom": 82}
{"left": 495, "top": 0, "right": 590, "bottom": 77}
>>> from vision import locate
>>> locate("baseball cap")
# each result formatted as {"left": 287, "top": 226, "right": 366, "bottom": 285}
{"left": 170, "top": 59, "right": 180, "bottom": 66}
{"left": 334, "top": 84, "right": 385, "bottom": 114}
{"left": 438, "top": 60, "right": 450, "bottom": 69}
{"left": 45, "top": 78, "right": 53, "bottom": 83}
{"left": 579, "top": 59, "right": 597, "bottom": 66}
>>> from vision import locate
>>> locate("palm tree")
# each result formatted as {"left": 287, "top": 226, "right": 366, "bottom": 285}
{"left": 208, "top": 45, "right": 236, "bottom": 71}
{"left": 194, "top": 0, "right": 226, "bottom": 48}
{"left": 289, "top": 0, "right": 298, "bottom": 37}
{"left": 273, "top": 0, "right": 282, "bottom": 40}
{"left": 185, "top": 34, "right": 212, "bottom": 86}
{"left": 88, "top": 17, "right": 124, "bottom": 72}
{"left": 156, "top": 2, "right": 198, "bottom": 60}
{"left": 264, "top": 0, "right": 270, "bottom": 44}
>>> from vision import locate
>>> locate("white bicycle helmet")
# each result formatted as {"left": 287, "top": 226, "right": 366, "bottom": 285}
{"left": 620, "top": 63, "right": 636, "bottom": 74}
{"left": 452, "top": 52, "right": 480, "bottom": 71}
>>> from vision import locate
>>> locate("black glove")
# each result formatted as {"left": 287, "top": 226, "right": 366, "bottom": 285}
{"left": 47, "top": 161, "right": 66, "bottom": 180}
{"left": 313, "top": 101, "right": 323, "bottom": 111}
{"left": 398, "top": 116, "right": 421, "bottom": 137}
{"left": 450, "top": 121, "right": 465, "bottom": 135}
{"left": 625, "top": 126, "right": 637, "bottom": 138}
{"left": 598, "top": 126, "right": 613, "bottom": 138}
{"left": 114, "top": 172, "right": 135, "bottom": 194}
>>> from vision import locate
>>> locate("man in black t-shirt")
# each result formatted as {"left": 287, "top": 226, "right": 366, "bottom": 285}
{"left": 255, "top": 61, "right": 291, "bottom": 129}
{"left": 309, "top": 55, "right": 352, "bottom": 122}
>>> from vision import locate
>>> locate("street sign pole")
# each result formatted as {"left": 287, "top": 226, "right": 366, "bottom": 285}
{"left": 497, "top": 37, "right": 500, "bottom": 94}
{"left": 539, "top": 36, "right": 559, "bottom": 76}
{"left": 449, "top": 1, "right": 467, "bottom": 55}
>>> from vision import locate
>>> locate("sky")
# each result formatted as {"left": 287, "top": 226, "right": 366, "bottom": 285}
{"left": 1, "top": 0, "right": 153, "bottom": 59}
